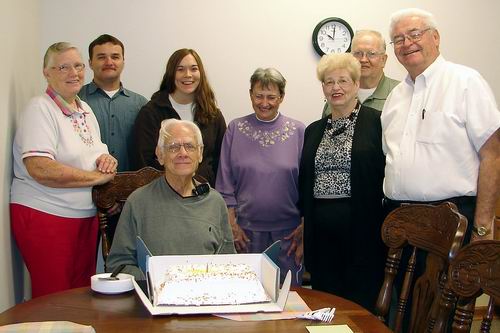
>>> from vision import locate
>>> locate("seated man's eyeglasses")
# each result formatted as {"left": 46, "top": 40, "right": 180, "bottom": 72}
{"left": 165, "top": 142, "right": 200, "bottom": 153}
{"left": 51, "top": 63, "right": 86, "bottom": 73}
{"left": 390, "top": 28, "right": 432, "bottom": 46}
{"left": 351, "top": 50, "right": 384, "bottom": 60}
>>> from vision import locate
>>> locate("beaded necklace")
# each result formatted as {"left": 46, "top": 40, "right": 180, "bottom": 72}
{"left": 326, "top": 102, "right": 360, "bottom": 137}
{"left": 46, "top": 86, "right": 94, "bottom": 147}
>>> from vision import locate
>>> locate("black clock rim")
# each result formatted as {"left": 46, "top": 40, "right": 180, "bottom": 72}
{"left": 312, "top": 17, "right": 354, "bottom": 56}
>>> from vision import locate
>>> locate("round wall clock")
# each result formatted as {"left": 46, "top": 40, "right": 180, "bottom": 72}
{"left": 312, "top": 17, "right": 354, "bottom": 56}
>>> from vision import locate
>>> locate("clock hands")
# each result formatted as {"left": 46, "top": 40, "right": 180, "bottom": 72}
{"left": 326, "top": 25, "right": 337, "bottom": 41}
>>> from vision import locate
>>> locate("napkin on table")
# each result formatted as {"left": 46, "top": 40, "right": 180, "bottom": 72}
{"left": 0, "top": 321, "right": 95, "bottom": 333}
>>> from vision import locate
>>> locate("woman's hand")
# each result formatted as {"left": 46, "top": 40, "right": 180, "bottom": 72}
{"left": 24, "top": 156, "right": 115, "bottom": 188}
{"left": 284, "top": 219, "right": 304, "bottom": 266}
{"left": 228, "top": 207, "right": 250, "bottom": 252}
{"left": 96, "top": 154, "right": 118, "bottom": 174}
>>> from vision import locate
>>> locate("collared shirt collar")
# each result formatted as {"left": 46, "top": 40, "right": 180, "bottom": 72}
{"left": 405, "top": 55, "right": 445, "bottom": 86}
{"left": 88, "top": 80, "right": 130, "bottom": 97}
{"left": 370, "top": 74, "right": 389, "bottom": 100}
{"left": 45, "top": 86, "right": 86, "bottom": 117}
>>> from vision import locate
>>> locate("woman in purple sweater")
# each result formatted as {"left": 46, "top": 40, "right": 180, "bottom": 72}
{"left": 216, "top": 68, "right": 305, "bottom": 286}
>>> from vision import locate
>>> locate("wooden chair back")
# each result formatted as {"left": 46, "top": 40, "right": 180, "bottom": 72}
{"left": 92, "top": 167, "right": 163, "bottom": 266}
{"left": 435, "top": 240, "right": 499, "bottom": 333}
{"left": 374, "top": 202, "right": 468, "bottom": 333}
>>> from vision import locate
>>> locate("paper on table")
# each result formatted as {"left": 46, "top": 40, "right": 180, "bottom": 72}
{"left": 215, "top": 291, "right": 310, "bottom": 321}
{"left": 306, "top": 324, "right": 354, "bottom": 333}
{"left": 0, "top": 321, "right": 95, "bottom": 333}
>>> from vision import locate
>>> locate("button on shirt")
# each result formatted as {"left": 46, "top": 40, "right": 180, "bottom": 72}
{"left": 79, "top": 82, "right": 148, "bottom": 171}
{"left": 381, "top": 56, "right": 500, "bottom": 201}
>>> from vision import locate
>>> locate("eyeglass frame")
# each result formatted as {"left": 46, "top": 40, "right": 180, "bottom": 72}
{"left": 164, "top": 142, "right": 203, "bottom": 154}
{"left": 251, "top": 93, "right": 281, "bottom": 103}
{"left": 390, "top": 28, "right": 432, "bottom": 47}
{"left": 322, "top": 78, "right": 354, "bottom": 89}
{"left": 351, "top": 50, "right": 385, "bottom": 60}
{"left": 51, "top": 63, "right": 86, "bottom": 73}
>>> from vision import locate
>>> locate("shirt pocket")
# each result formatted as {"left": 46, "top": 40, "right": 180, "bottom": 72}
{"left": 415, "top": 110, "right": 446, "bottom": 144}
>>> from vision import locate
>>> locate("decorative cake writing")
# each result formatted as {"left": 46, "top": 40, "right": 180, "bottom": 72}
{"left": 156, "top": 263, "right": 271, "bottom": 306}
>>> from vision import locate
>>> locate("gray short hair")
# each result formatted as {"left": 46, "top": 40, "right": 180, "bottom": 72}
{"left": 389, "top": 8, "right": 438, "bottom": 38}
{"left": 250, "top": 68, "right": 286, "bottom": 96}
{"left": 43, "top": 42, "right": 81, "bottom": 68}
{"left": 353, "top": 30, "right": 387, "bottom": 52}
{"left": 157, "top": 119, "right": 203, "bottom": 148}
{"left": 316, "top": 53, "right": 361, "bottom": 83}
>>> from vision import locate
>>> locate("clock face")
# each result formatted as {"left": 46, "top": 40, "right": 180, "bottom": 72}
{"left": 313, "top": 18, "right": 353, "bottom": 56}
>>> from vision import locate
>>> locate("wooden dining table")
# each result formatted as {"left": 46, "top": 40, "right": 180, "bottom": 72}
{"left": 0, "top": 287, "right": 391, "bottom": 332}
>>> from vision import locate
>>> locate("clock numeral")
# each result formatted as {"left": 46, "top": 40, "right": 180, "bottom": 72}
{"left": 321, "top": 42, "right": 325, "bottom": 48}
{"left": 319, "top": 36, "right": 323, "bottom": 42}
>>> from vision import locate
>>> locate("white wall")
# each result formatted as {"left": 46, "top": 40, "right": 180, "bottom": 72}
{"left": 1, "top": 0, "right": 498, "bottom": 311}
{"left": 40, "top": 0, "right": 500, "bottom": 126}
{"left": 0, "top": 0, "right": 40, "bottom": 312}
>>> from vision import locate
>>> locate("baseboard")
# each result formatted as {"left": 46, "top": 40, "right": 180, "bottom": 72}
{"left": 473, "top": 304, "right": 500, "bottom": 320}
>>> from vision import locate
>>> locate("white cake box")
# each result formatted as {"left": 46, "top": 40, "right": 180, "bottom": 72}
{"left": 133, "top": 237, "right": 291, "bottom": 315}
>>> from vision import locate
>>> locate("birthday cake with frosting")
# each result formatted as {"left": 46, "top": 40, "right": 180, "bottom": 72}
{"left": 156, "top": 263, "right": 271, "bottom": 306}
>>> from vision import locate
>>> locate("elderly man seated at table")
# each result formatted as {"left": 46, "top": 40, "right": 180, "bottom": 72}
{"left": 106, "top": 119, "right": 235, "bottom": 279}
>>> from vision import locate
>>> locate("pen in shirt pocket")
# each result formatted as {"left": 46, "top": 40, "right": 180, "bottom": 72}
{"left": 422, "top": 108, "right": 426, "bottom": 120}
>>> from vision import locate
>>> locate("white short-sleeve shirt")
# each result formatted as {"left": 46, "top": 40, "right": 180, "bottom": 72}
{"left": 381, "top": 56, "right": 500, "bottom": 201}
{"left": 10, "top": 93, "right": 109, "bottom": 217}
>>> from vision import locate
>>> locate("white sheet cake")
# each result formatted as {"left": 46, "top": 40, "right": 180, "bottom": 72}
{"left": 156, "top": 263, "right": 271, "bottom": 306}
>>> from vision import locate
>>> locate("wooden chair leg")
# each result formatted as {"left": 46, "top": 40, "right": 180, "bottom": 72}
{"left": 452, "top": 297, "right": 474, "bottom": 333}
{"left": 480, "top": 296, "right": 494, "bottom": 333}
{"left": 394, "top": 247, "right": 417, "bottom": 333}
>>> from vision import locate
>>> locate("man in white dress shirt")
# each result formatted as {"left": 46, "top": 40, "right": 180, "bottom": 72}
{"left": 382, "top": 8, "right": 499, "bottom": 243}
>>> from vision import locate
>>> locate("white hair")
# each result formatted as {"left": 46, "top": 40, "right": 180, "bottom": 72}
{"left": 156, "top": 118, "right": 203, "bottom": 148}
{"left": 43, "top": 42, "right": 81, "bottom": 68}
{"left": 389, "top": 8, "right": 438, "bottom": 38}
{"left": 353, "top": 30, "right": 387, "bottom": 52}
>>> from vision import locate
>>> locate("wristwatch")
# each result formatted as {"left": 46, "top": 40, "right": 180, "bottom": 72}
{"left": 472, "top": 225, "right": 491, "bottom": 237}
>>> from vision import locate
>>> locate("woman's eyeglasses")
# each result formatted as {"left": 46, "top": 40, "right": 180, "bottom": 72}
{"left": 51, "top": 63, "right": 86, "bottom": 73}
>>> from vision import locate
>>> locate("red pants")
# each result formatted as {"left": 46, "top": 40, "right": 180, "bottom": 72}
{"left": 10, "top": 203, "right": 98, "bottom": 298}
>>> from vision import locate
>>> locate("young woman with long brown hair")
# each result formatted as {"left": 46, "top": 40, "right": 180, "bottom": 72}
{"left": 133, "top": 48, "right": 226, "bottom": 186}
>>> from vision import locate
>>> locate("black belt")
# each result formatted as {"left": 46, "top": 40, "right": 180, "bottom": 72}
{"left": 383, "top": 195, "right": 476, "bottom": 209}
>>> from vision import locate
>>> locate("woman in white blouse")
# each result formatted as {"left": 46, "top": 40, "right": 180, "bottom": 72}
{"left": 10, "top": 42, "right": 116, "bottom": 298}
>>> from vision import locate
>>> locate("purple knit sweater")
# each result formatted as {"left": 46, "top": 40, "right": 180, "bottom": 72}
{"left": 216, "top": 113, "right": 305, "bottom": 231}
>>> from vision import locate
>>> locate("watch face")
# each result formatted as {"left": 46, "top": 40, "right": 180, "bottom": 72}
{"left": 477, "top": 226, "right": 487, "bottom": 236}
{"left": 313, "top": 17, "right": 353, "bottom": 56}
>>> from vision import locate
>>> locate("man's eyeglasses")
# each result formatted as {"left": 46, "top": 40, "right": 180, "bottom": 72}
{"left": 323, "top": 78, "right": 353, "bottom": 89}
{"left": 390, "top": 28, "right": 432, "bottom": 47}
{"left": 51, "top": 63, "right": 86, "bottom": 73}
{"left": 165, "top": 142, "right": 200, "bottom": 153}
{"left": 351, "top": 50, "right": 384, "bottom": 60}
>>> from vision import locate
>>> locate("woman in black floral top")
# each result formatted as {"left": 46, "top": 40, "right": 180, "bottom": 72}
{"left": 299, "top": 53, "right": 386, "bottom": 313}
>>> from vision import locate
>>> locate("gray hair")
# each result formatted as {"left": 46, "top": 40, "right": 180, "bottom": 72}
{"left": 353, "top": 30, "right": 387, "bottom": 52}
{"left": 316, "top": 53, "right": 361, "bottom": 83}
{"left": 389, "top": 8, "right": 438, "bottom": 38}
{"left": 43, "top": 42, "right": 81, "bottom": 68}
{"left": 250, "top": 68, "right": 286, "bottom": 96}
{"left": 156, "top": 119, "right": 203, "bottom": 148}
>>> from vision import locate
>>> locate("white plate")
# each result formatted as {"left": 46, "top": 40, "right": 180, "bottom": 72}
{"left": 91, "top": 273, "right": 134, "bottom": 294}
